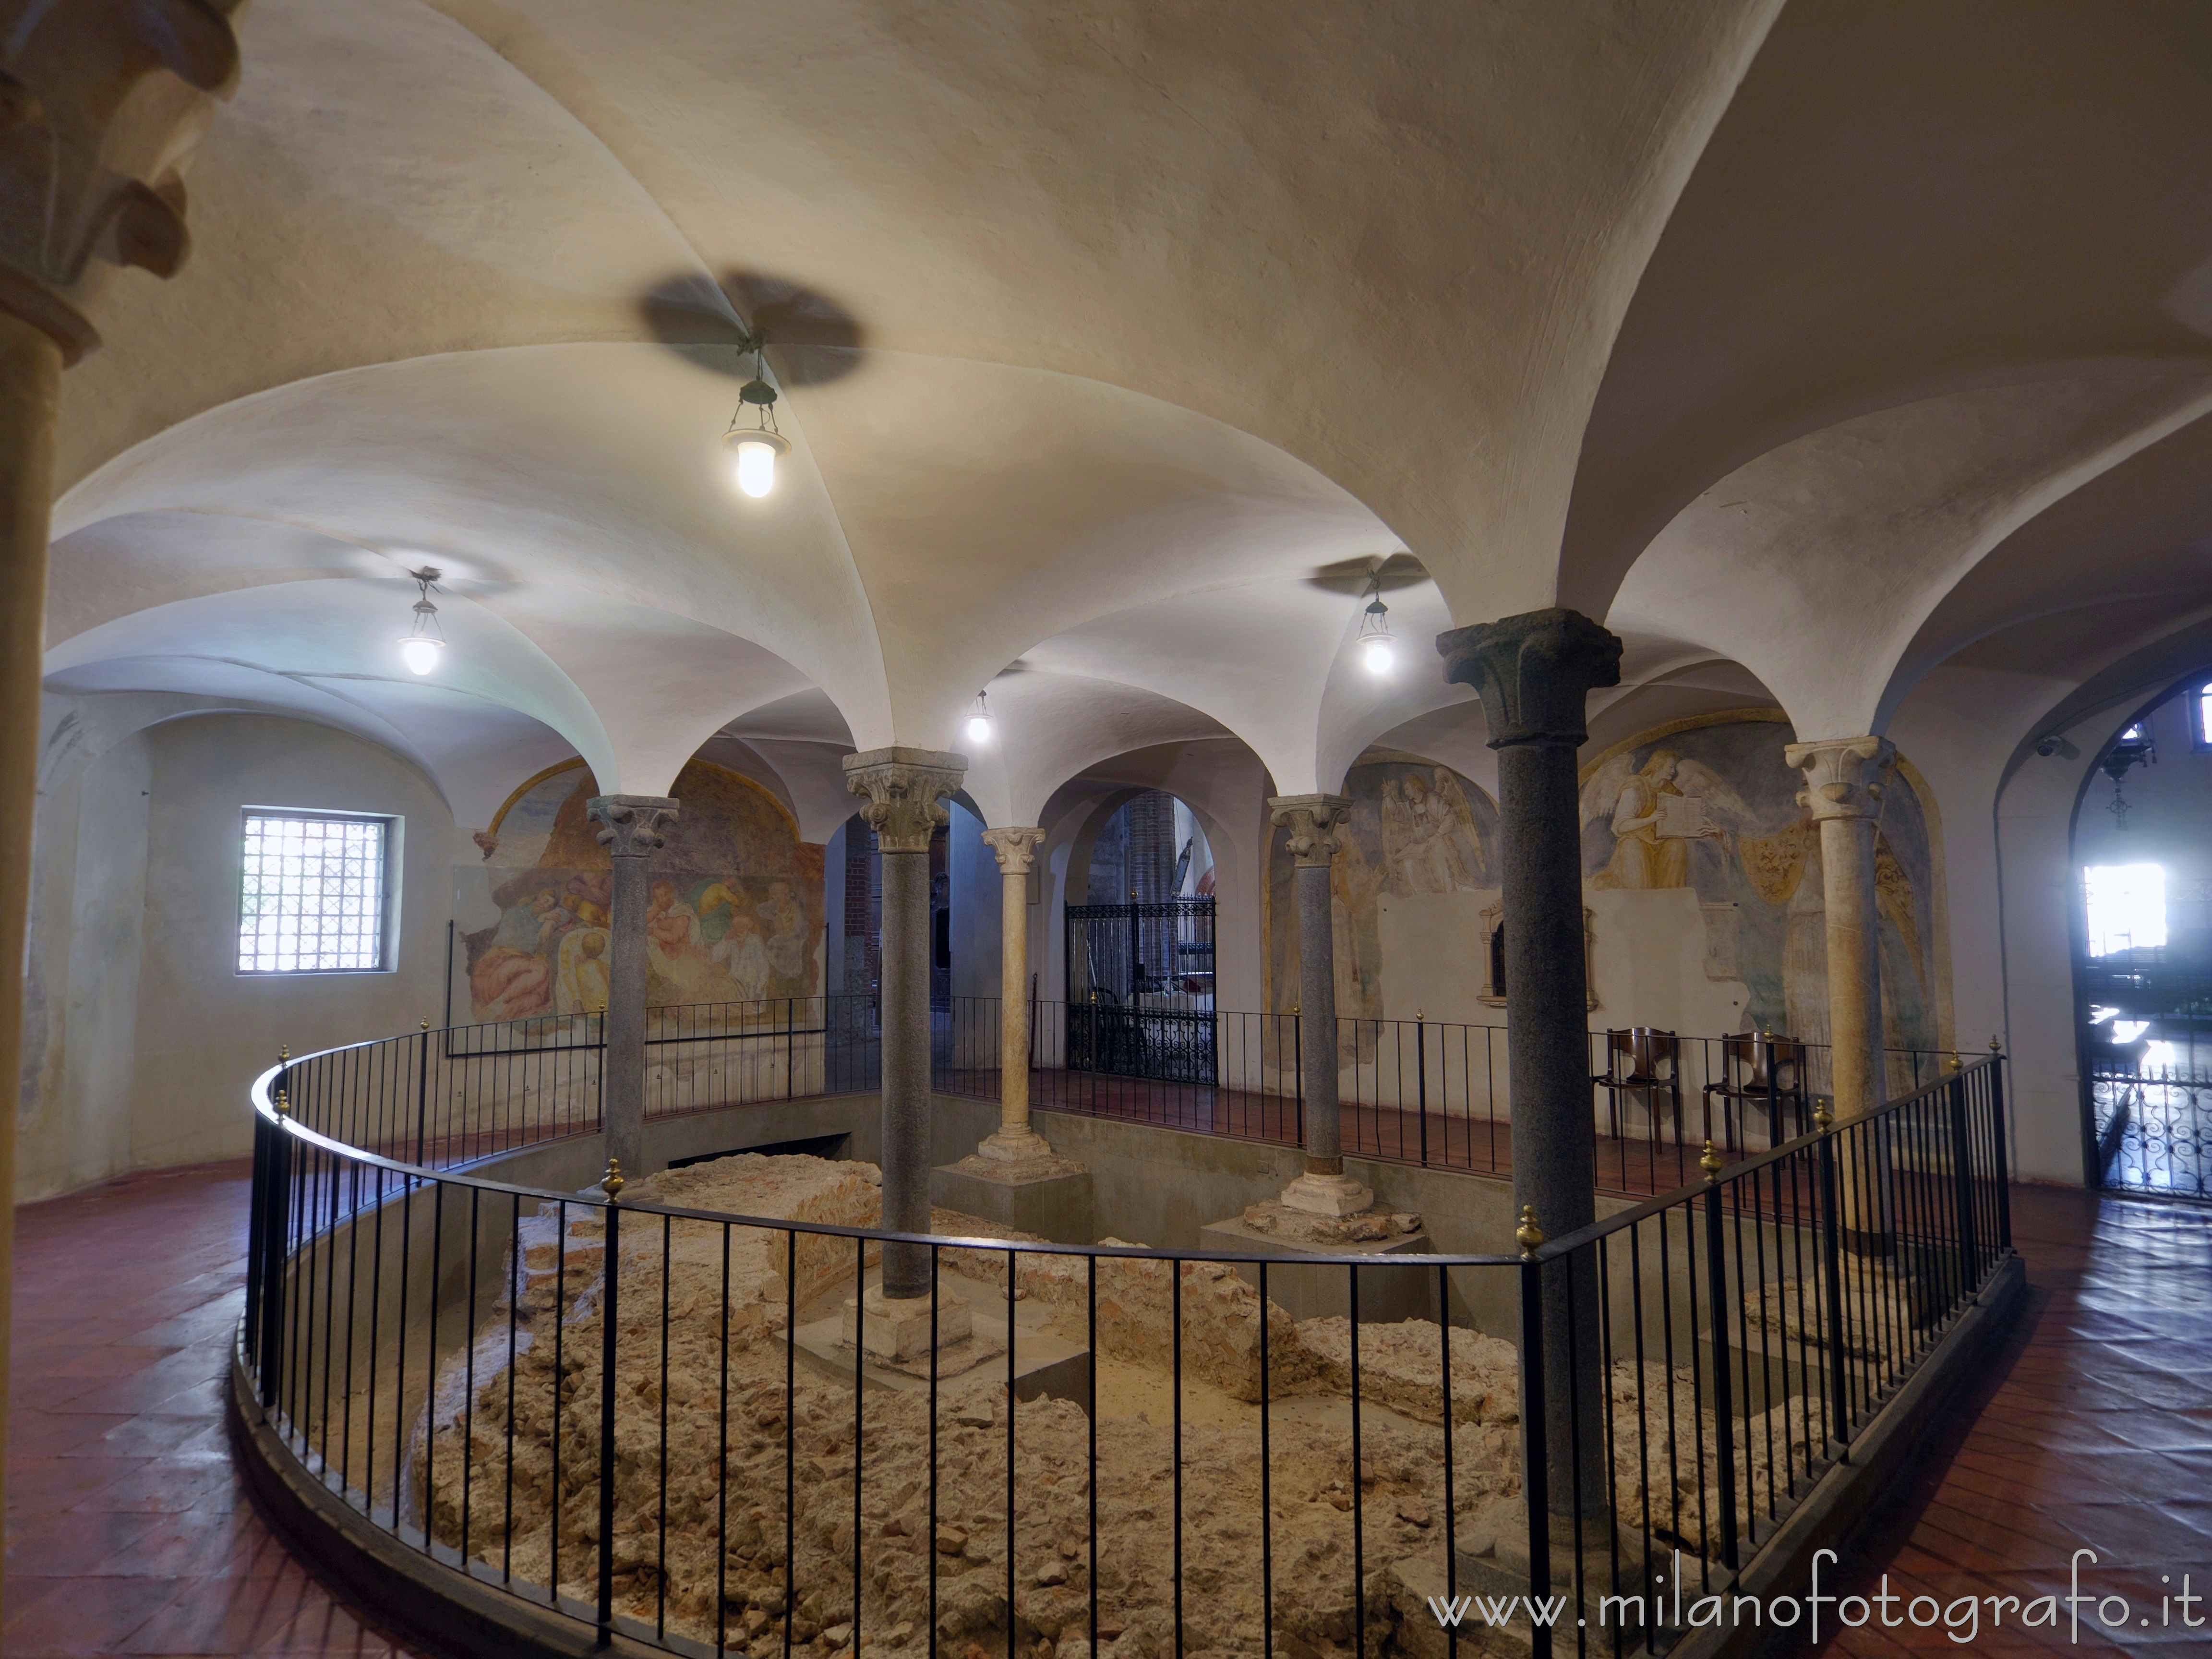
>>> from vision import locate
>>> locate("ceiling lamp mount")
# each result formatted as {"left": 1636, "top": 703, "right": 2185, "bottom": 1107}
{"left": 723, "top": 326, "right": 792, "bottom": 498}
{"left": 965, "top": 689, "right": 994, "bottom": 745}
{"left": 1356, "top": 565, "right": 1396, "bottom": 676}
{"left": 399, "top": 566, "right": 446, "bottom": 675}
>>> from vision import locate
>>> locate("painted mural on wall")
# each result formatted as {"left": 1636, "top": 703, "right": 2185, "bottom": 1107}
{"left": 1577, "top": 715, "right": 1948, "bottom": 1057}
{"left": 456, "top": 760, "right": 824, "bottom": 1022}
{"left": 1267, "top": 758, "right": 1501, "bottom": 1033}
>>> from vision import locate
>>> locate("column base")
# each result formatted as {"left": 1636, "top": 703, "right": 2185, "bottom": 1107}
{"left": 839, "top": 1284, "right": 973, "bottom": 1361}
{"left": 1280, "top": 1171, "right": 1376, "bottom": 1217}
{"left": 975, "top": 1126, "right": 1055, "bottom": 1163}
{"left": 1196, "top": 1214, "right": 1434, "bottom": 1323}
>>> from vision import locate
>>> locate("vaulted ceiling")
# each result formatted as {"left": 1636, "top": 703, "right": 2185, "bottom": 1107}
{"left": 46, "top": 0, "right": 2212, "bottom": 823}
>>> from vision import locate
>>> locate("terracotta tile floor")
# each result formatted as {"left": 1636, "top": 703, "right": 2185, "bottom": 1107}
{"left": 7, "top": 1162, "right": 2208, "bottom": 1656}
{"left": 6, "top": 1161, "right": 427, "bottom": 1657}
{"left": 1820, "top": 1185, "right": 2212, "bottom": 1654}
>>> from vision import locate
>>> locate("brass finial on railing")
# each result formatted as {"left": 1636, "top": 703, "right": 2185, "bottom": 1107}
{"left": 602, "top": 1157, "right": 625, "bottom": 1203}
{"left": 1515, "top": 1203, "right": 1543, "bottom": 1258}
{"left": 1989, "top": 1034, "right": 2003, "bottom": 1054}
{"left": 273, "top": 1087, "right": 290, "bottom": 1119}
{"left": 278, "top": 1043, "right": 289, "bottom": 1062}
{"left": 1813, "top": 1095, "right": 1834, "bottom": 1132}
{"left": 421, "top": 1017, "right": 430, "bottom": 1032}
{"left": 1946, "top": 1051, "right": 1963, "bottom": 1073}
{"left": 1699, "top": 1139, "right": 1724, "bottom": 1181}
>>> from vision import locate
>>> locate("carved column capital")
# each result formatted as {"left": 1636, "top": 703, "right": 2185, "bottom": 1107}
{"left": 980, "top": 825, "right": 1046, "bottom": 875}
{"left": 1269, "top": 794, "right": 1353, "bottom": 867}
{"left": 0, "top": 0, "right": 247, "bottom": 362}
{"left": 843, "top": 747, "right": 966, "bottom": 854}
{"left": 1784, "top": 736, "right": 1895, "bottom": 821}
{"left": 587, "top": 794, "right": 680, "bottom": 858}
{"left": 1436, "top": 608, "right": 1623, "bottom": 749}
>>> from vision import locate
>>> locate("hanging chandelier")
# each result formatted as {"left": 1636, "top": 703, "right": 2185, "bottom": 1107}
{"left": 398, "top": 567, "right": 446, "bottom": 675}
{"left": 1356, "top": 566, "right": 1395, "bottom": 675}
{"left": 965, "top": 689, "right": 994, "bottom": 745}
{"left": 722, "top": 327, "right": 792, "bottom": 498}
{"left": 2102, "top": 722, "right": 2155, "bottom": 830}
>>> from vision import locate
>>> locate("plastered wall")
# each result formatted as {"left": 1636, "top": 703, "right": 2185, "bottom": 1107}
{"left": 20, "top": 710, "right": 460, "bottom": 1199}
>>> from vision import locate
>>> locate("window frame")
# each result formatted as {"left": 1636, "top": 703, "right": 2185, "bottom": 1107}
{"left": 2194, "top": 685, "right": 2212, "bottom": 750}
{"left": 236, "top": 807, "right": 401, "bottom": 976}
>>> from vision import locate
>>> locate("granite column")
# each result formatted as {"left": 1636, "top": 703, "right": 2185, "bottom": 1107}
{"left": 844, "top": 749, "right": 967, "bottom": 1345}
{"left": 588, "top": 795, "right": 679, "bottom": 1182}
{"left": 1269, "top": 795, "right": 1371, "bottom": 1215}
{"left": 1439, "top": 607, "right": 1622, "bottom": 1520}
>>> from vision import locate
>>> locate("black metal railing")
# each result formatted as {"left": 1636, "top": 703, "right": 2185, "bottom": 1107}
{"left": 932, "top": 995, "right": 1945, "bottom": 1198}
{"left": 274, "top": 995, "right": 1948, "bottom": 1200}
{"left": 242, "top": 1043, "right": 2010, "bottom": 1659}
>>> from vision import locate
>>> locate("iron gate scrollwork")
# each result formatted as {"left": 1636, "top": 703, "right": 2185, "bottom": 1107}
{"left": 1065, "top": 898, "right": 1216, "bottom": 1083}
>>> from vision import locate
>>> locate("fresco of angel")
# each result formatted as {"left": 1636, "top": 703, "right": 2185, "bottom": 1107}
{"left": 1580, "top": 747, "right": 1751, "bottom": 890}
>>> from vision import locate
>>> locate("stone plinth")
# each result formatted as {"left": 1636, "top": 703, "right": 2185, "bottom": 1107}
{"left": 1451, "top": 1496, "right": 1653, "bottom": 1643}
{"left": 1198, "top": 1209, "right": 1435, "bottom": 1325}
{"left": 932, "top": 1154, "right": 1094, "bottom": 1245}
{"left": 793, "top": 1303, "right": 1090, "bottom": 1406}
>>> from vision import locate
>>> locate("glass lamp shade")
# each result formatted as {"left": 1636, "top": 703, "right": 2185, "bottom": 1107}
{"left": 966, "top": 714, "right": 993, "bottom": 743}
{"left": 725, "top": 427, "right": 793, "bottom": 498}
{"left": 400, "top": 635, "right": 446, "bottom": 675}
{"left": 1361, "top": 637, "right": 1396, "bottom": 675}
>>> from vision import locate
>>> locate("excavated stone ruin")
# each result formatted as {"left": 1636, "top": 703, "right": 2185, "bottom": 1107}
{"left": 409, "top": 1154, "right": 1810, "bottom": 1659}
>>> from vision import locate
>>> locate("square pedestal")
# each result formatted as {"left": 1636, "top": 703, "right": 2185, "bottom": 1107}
{"left": 931, "top": 1159, "right": 1094, "bottom": 1245}
{"left": 1198, "top": 1215, "right": 1437, "bottom": 1325}
{"left": 789, "top": 1271, "right": 1092, "bottom": 1407}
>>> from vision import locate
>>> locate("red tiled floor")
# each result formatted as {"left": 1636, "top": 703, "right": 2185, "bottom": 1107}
{"left": 1820, "top": 1187, "right": 2212, "bottom": 1655}
{"left": 7, "top": 1162, "right": 428, "bottom": 1657}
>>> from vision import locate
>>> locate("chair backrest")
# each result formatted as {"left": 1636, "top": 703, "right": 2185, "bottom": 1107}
{"left": 1604, "top": 1026, "right": 1676, "bottom": 1080}
{"left": 1724, "top": 1030, "right": 1806, "bottom": 1090}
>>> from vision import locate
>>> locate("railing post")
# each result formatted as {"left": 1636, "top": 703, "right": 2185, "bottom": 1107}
{"left": 1514, "top": 1205, "right": 1551, "bottom": 1659}
{"left": 1416, "top": 1010, "right": 1429, "bottom": 1167}
{"left": 259, "top": 1091, "right": 295, "bottom": 1408}
{"left": 597, "top": 1158, "right": 624, "bottom": 1637}
{"left": 1700, "top": 1142, "right": 1739, "bottom": 1571}
{"left": 1987, "top": 1040, "right": 2013, "bottom": 1251}
{"left": 1291, "top": 1007, "right": 1304, "bottom": 1142}
{"left": 414, "top": 1017, "right": 431, "bottom": 1166}
{"left": 1947, "top": 1062, "right": 1981, "bottom": 1286}
{"left": 786, "top": 996, "right": 795, "bottom": 1100}
{"left": 1813, "top": 1097, "right": 1851, "bottom": 1448}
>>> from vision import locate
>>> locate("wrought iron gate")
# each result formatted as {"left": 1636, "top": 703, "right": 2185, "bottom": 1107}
{"left": 1064, "top": 898, "right": 1217, "bottom": 1083}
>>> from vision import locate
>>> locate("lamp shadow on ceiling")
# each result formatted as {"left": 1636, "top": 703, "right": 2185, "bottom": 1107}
{"left": 637, "top": 271, "right": 867, "bottom": 385}
{"left": 1304, "top": 551, "right": 1429, "bottom": 596}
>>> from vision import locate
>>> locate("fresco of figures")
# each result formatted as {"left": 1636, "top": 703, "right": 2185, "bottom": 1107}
{"left": 1577, "top": 715, "right": 1947, "bottom": 1064}
{"left": 1268, "top": 757, "right": 1502, "bottom": 1039}
{"left": 455, "top": 760, "right": 824, "bottom": 1025}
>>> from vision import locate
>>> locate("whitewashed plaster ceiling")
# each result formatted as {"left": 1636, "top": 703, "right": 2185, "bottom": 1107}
{"left": 41, "top": 0, "right": 2212, "bottom": 827}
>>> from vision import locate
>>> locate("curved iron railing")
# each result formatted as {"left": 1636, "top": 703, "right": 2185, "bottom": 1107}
{"left": 241, "top": 1021, "right": 2011, "bottom": 1659}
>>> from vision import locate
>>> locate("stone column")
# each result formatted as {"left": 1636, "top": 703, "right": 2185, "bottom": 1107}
{"left": 1785, "top": 735, "right": 1897, "bottom": 1251}
{"left": 844, "top": 748, "right": 969, "bottom": 1354}
{"left": 588, "top": 795, "right": 679, "bottom": 1181}
{"left": 1438, "top": 607, "right": 1622, "bottom": 1521}
{"left": 1270, "top": 794, "right": 1372, "bottom": 1216}
{"left": 976, "top": 826, "right": 1051, "bottom": 1161}
{"left": 0, "top": 0, "right": 248, "bottom": 1591}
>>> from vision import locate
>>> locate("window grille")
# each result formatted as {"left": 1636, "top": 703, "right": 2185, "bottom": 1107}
{"left": 239, "top": 812, "right": 391, "bottom": 973}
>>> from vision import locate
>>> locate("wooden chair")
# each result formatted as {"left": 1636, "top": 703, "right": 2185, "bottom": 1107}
{"left": 1593, "top": 1027, "right": 1681, "bottom": 1144}
{"left": 1702, "top": 1029, "right": 1810, "bottom": 1151}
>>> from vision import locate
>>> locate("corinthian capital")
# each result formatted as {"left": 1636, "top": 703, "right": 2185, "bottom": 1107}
{"left": 588, "top": 794, "right": 680, "bottom": 859}
{"left": 0, "top": 0, "right": 247, "bottom": 362}
{"left": 844, "top": 747, "right": 966, "bottom": 854}
{"left": 1269, "top": 794, "right": 1352, "bottom": 866}
{"left": 1436, "top": 608, "right": 1623, "bottom": 749}
{"left": 1784, "top": 736, "right": 1895, "bottom": 821}
{"left": 980, "top": 825, "right": 1046, "bottom": 875}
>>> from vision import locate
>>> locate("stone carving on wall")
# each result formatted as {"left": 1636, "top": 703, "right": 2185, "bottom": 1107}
{"left": 455, "top": 760, "right": 824, "bottom": 1024}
